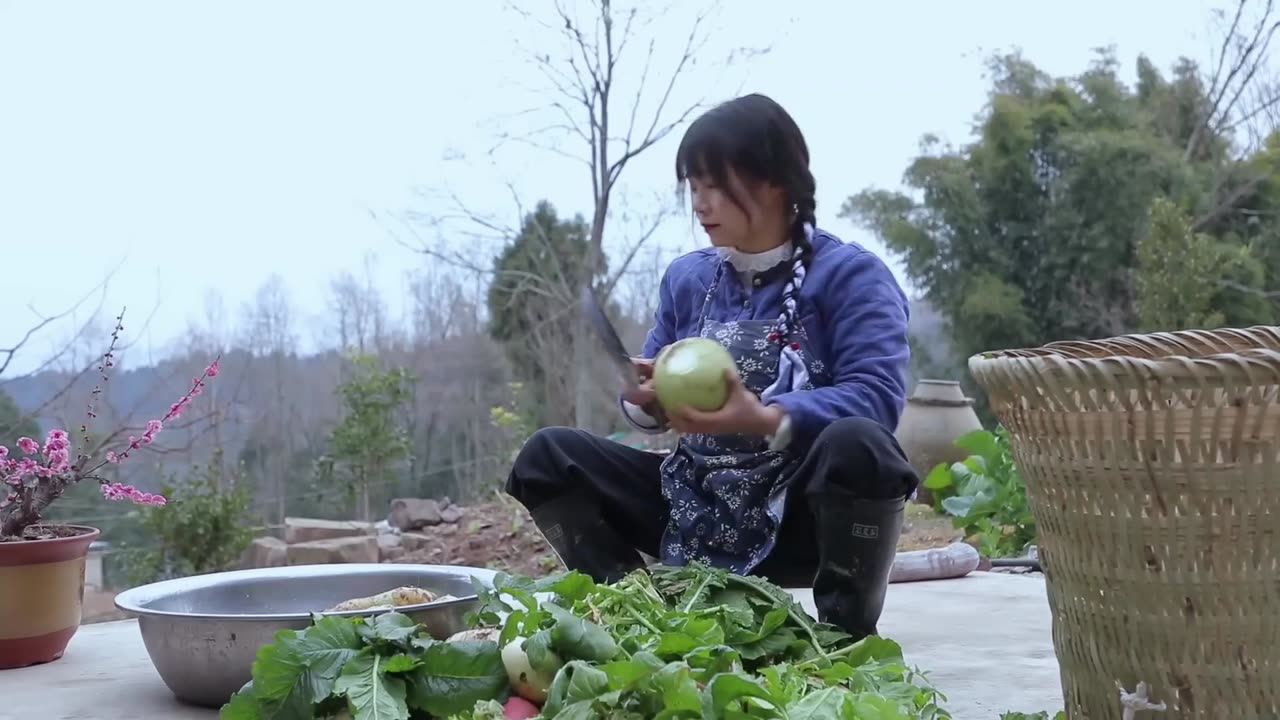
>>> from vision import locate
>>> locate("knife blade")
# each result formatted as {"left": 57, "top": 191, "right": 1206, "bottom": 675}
{"left": 580, "top": 286, "right": 641, "bottom": 392}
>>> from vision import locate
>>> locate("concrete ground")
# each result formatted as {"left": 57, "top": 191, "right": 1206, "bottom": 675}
{"left": 0, "top": 572, "right": 1063, "bottom": 720}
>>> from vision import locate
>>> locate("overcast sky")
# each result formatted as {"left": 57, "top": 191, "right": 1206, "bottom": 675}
{"left": 0, "top": 0, "right": 1220, "bottom": 375}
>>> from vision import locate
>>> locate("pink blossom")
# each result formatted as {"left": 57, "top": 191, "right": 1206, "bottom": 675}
{"left": 0, "top": 322, "right": 219, "bottom": 537}
{"left": 42, "top": 429, "right": 71, "bottom": 473}
{"left": 101, "top": 482, "right": 166, "bottom": 506}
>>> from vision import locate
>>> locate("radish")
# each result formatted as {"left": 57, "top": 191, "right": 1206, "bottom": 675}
{"left": 500, "top": 636, "right": 556, "bottom": 704}
{"left": 503, "top": 696, "right": 541, "bottom": 719}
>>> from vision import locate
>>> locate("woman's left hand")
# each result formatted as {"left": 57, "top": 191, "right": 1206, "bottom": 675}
{"left": 666, "top": 369, "right": 785, "bottom": 436}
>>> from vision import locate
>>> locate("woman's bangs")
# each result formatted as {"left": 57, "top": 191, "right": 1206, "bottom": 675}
{"left": 675, "top": 117, "right": 734, "bottom": 186}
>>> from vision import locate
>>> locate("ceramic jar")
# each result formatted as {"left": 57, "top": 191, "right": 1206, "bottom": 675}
{"left": 895, "top": 380, "right": 983, "bottom": 504}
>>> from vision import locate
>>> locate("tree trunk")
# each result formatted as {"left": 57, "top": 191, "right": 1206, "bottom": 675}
{"left": 572, "top": 311, "right": 595, "bottom": 431}
{"left": 574, "top": 210, "right": 609, "bottom": 432}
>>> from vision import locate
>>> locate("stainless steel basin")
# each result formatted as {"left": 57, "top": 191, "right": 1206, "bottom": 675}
{"left": 113, "top": 563, "right": 498, "bottom": 708}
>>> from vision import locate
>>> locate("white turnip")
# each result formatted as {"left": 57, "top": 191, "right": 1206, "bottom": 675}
{"left": 500, "top": 636, "right": 556, "bottom": 704}
{"left": 653, "top": 337, "right": 736, "bottom": 412}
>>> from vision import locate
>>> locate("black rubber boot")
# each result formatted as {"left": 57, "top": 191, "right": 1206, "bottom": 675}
{"left": 530, "top": 490, "right": 645, "bottom": 584}
{"left": 811, "top": 495, "right": 906, "bottom": 641}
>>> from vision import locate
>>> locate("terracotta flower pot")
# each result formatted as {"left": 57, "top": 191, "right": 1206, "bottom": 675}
{"left": 0, "top": 525, "right": 100, "bottom": 669}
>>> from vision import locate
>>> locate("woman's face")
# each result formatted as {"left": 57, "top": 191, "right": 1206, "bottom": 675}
{"left": 688, "top": 170, "right": 784, "bottom": 250}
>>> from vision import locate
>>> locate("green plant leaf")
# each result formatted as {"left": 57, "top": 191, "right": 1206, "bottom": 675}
{"left": 333, "top": 651, "right": 409, "bottom": 720}
{"left": 405, "top": 639, "right": 507, "bottom": 717}
{"left": 700, "top": 672, "right": 777, "bottom": 715}
{"left": 524, "top": 628, "right": 564, "bottom": 675}
{"left": 280, "top": 617, "right": 365, "bottom": 703}
{"left": 788, "top": 686, "right": 851, "bottom": 717}
{"left": 248, "top": 632, "right": 336, "bottom": 712}
{"left": 954, "top": 429, "right": 999, "bottom": 460}
{"left": 547, "top": 603, "right": 619, "bottom": 662}
{"left": 363, "top": 612, "right": 418, "bottom": 643}
{"left": 542, "top": 661, "right": 611, "bottom": 717}
{"left": 941, "top": 495, "right": 976, "bottom": 518}
{"left": 923, "top": 463, "right": 955, "bottom": 490}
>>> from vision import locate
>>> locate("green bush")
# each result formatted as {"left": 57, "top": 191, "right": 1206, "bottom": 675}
{"left": 120, "top": 450, "right": 257, "bottom": 585}
{"left": 922, "top": 427, "right": 1036, "bottom": 558}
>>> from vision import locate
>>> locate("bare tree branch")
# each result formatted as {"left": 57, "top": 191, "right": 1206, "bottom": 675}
{"left": 1187, "top": 0, "right": 1280, "bottom": 161}
{"left": 0, "top": 270, "right": 166, "bottom": 442}
{"left": 0, "top": 261, "right": 123, "bottom": 379}
{"left": 388, "top": 0, "right": 769, "bottom": 430}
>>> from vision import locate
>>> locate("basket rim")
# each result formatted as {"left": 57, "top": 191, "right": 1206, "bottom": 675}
{"left": 968, "top": 325, "right": 1280, "bottom": 368}
{"left": 968, "top": 347, "right": 1280, "bottom": 387}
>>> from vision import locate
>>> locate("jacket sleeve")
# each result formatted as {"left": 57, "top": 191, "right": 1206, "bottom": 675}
{"left": 766, "top": 249, "right": 911, "bottom": 449}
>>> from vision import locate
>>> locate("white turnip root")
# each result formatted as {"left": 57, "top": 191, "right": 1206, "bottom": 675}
{"left": 501, "top": 637, "right": 556, "bottom": 704}
{"left": 325, "top": 586, "right": 438, "bottom": 612}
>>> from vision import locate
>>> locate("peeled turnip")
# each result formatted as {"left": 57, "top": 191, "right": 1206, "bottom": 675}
{"left": 503, "top": 696, "right": 541, "bottom": 719}
{"left": 325, "top": 586, "right": 437, "bottom": 612}
{"left": 501, "top": 636, "right": 556, "bottom": 704}
{"left": 653, "top": 337, "right": 737, "bottom": 412}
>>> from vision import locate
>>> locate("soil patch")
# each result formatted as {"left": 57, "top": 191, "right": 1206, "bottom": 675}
{"left": 392, "top": 498, "right": 560, "bottom": 578}
{"left": 1, "top": 523, "right": 94, "bottom": 543}
{"left": 898, "top": 502, "right": 965, "bottom": 551}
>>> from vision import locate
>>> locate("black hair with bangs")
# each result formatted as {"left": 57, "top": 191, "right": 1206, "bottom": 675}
{"left": 675, "top": 93, "right": 816, "bottom": 346}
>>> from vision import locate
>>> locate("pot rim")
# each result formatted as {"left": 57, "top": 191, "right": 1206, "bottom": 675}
{"left": 113, "top": 562, "right": 498, "bottom": 621}
{"left": 0, "top": 524, "right": 100, "bottom": 545}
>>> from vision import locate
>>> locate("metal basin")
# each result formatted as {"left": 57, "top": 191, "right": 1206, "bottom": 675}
{"left": 113, "top": 563, "right": 498, "bottom": 708}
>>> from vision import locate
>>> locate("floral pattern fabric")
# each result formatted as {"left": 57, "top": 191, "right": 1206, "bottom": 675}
{"left": 659, "top": 270, "right": 831, "bottom": 574}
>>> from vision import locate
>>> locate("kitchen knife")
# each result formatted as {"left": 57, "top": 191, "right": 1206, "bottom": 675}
{"left": 580, "top": 286, "right": 641, "bottom": 392}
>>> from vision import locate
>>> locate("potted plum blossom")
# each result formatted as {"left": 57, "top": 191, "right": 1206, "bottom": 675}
{"left": 0, "top": 312, "right": 219, "bottom": 669}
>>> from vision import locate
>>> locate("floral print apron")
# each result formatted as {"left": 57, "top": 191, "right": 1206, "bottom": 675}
{"left": 658, "top": 263, "right": 830, "bottom": 574}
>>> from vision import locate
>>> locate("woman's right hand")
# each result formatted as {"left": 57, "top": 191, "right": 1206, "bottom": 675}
{"left": 621, "top": 357, "right": 659, "bottom": 410}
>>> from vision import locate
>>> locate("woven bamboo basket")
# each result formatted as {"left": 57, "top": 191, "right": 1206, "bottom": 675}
{"left": 968, "top": 326, "right": 1280, "bottom": 719}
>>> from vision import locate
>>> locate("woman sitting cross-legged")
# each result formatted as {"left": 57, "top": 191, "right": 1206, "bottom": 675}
{"left": 504, "top": 92, "right": 918, "bottom": 642}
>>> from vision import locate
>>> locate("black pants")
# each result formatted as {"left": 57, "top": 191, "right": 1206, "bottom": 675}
{"left": 504, "top": 416, "right": 918, "bottom": 587}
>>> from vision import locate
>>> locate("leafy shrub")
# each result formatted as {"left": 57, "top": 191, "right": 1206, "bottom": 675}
{"left": 922, "top": 427, "right": 1036, "bottom": 558}
{"left": 120, "top": 449, "right": 257, "bottom": 584}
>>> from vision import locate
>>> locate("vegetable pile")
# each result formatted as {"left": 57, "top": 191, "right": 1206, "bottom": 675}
{"left": 221, "top": 564, "right": 952, "bottom": 719}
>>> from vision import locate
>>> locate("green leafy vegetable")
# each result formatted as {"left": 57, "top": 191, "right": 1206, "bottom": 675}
{"left": 334, "top": 651, "right": 410, "bottom": 720}
{"left": 226, "top": 563, "right": 1054, "bottom": 719}
{"left": 460, "top": 564, "right": 954, "bottom": 719}
{"left": 407, "top": 640, "right": 508, "bottom": 716}
{"left": 523, "top": 629, "right": 563, "bottom": 676}
{"left": 924, "top": 427, "right": 1037, "bottom": 558}
{"left": 222, "top": 612, "right": 505, "bottom": 720}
